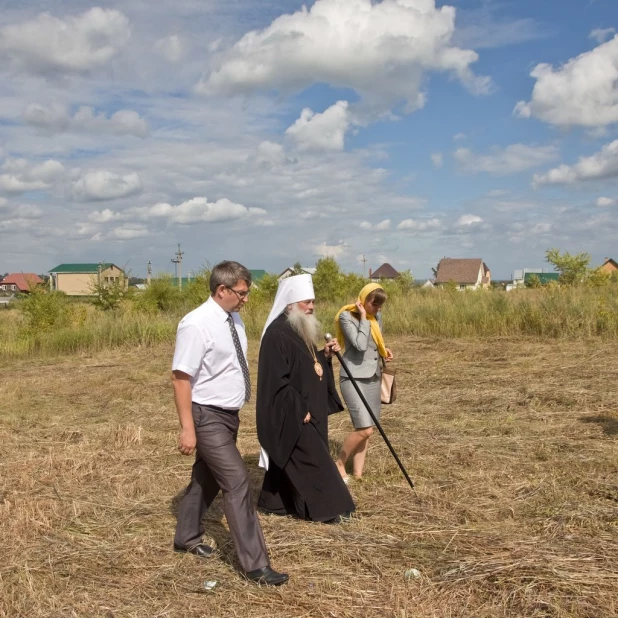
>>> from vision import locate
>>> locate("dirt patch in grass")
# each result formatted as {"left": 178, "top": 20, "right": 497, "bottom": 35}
{"left": 1, "top": 337, "right": 617, "bottom": 617}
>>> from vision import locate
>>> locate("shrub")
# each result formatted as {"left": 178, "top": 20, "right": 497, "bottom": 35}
{"left": 19, "top": 289, "right": 71, "bottom": 332}
{"left": 133, "top": 277, "right": 184, "bottom": 313}
{"left": 90, "top": 273, "right": 134, "bottom": 311}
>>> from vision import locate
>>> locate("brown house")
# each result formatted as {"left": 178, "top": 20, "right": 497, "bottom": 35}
{"left": 435, "top": 258, "right": 491, "bottom": 290}
{"left": 599, "top": 257, "right": 618, "bottom": 275}
{"left": 369, "top": 263, "right": 399, "bottom": 281}
{"left": 0, "top": 273, "right": 44, "bottom": 293}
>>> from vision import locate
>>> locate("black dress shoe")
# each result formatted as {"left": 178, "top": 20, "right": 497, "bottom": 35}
{"left": 325, "top": 510, "right": 354, "bottom": 524}
{"left": 173, "top": 543, "right": 214, "bottom": 558}
{"left": 245, "top": 566, "right": 289, "bottom": 586}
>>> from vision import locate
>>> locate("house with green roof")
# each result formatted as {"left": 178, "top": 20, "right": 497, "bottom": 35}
{"left": 249, "top": 270, "right": 267, "bottom": 286}
{"left": 523, "top": 271, "right": 560, "bottom": 286}
{"left": 171, "top": 269, "right": 267, "bottom": 290}
{"left": 49, "top": 263, "right": 125, "bottom": 296}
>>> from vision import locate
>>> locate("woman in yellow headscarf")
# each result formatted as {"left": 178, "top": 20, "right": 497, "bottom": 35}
{"left": 334, "top": 283, "right": 393, "bottom": 482}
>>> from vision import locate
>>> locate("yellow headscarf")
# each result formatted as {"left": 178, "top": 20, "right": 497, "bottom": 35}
{"left": 334, "top": 283, "right": 387, "bottom": 357}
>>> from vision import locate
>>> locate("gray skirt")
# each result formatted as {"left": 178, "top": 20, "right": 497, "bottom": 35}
{"left": 340, "top": 375, "right": 382, "bottom": 429}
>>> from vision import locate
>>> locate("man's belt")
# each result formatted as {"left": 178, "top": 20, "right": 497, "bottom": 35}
{"left": 194, "top": 403, "right": 240, "bottom": 415}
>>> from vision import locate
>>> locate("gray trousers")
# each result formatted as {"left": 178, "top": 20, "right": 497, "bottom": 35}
{"left": 174, "top": 403, "right": 269, "bottom": 573}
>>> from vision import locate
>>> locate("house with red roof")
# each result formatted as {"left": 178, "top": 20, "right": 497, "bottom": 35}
{"left": 599, "top": 258, "right": 618, "bottom": 275}
{"left": 0, "top": 273, "right": 44, "bottom": 294}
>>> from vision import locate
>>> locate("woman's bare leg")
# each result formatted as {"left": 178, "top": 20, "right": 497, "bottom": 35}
{"left": 351, "top": 430, "right": 373, "bottom": 477}
{"left": 336, "top": 427, "right": 374, "bottom": 479}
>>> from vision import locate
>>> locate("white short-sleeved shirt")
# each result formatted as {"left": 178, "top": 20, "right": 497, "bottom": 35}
{"left": 172, "top": 296, "right": 248, "bottom": 410}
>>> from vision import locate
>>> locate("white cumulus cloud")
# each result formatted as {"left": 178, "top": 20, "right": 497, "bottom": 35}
{"left": 130, "top": 197, "right": 265, "bottom": 225}
{"left": 397, "top": 218, "right": 441, "bottom": 231}
{"left": 0, "top": 8, "right": 131, "bottom": 75}
{"left": 253, "top": 141, "right": 287, "bottom": 169}
{"left": 88, "top": 208, "right": 123, "bottom": 223}
{"left": 0, "top": 201, "right": 43, "bottom": 219}
{"left": 198, "top": 0, "right": 490, "bottom": 115}
{"left": 596, "top": 196, "right": 615, "bottom": 207}
{"left": 431, "top": 152, "right": 443, "bottom": 168}
{"left": 533, "top": 140, "right": 618, "bottom": 186}
{"left": 359, "top": 219, "right": 392, "bottom": 231}
{"left": 530, "top": 222, "right": 552, "bottom": 234}
{"left": 286, "top": 101, "right": 350, "bottom": 151}
{"left": 590, "top": 28, "right": 615, "bottom": 45}
{"left": 0, "top": 158, "right": 65, "bottom": 194}
{"left": 514, "top": 35, "right": 618, "bottom": 127}
{"left": 454, "top": 144, "right": 558, "bottom": 174}
{"left": 456, "top": 214, "right": 483, "bottom": 226}
{"left": 155, "top": 34, "right": 186, "bottom": 63}
{"left": 72, "top": 171, "right": 142, "bottom": 201}
{"left": 314, "top": 241, "right": 347, "bottom": 259}
{"left": 23, "top": 104, "right": 148, "bottom": 137}
{"left": 375, "top": 219, "right": 391, "bottom": 231}
{"left": 108, "top": 225, "right": 150, "bottom": 240}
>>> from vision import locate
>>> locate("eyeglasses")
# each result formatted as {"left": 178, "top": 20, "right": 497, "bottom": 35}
{"left": 225, "top": 285, "right": 251, "bottom": 299}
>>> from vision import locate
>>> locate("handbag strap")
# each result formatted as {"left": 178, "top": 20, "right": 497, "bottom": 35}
{"left": 381, "top": 356, "right": 396, "bottom": 375}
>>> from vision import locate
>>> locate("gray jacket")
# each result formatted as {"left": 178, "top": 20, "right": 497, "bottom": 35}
{"left": 338, "top": 311, "right": 383, "bottom": 379}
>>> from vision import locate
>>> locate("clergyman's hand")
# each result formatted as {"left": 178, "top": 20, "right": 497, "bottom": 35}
{"left": 178, "top": 427, "right": 197, "bottom": 456}
{"left": 323, "top": 338, "right": 341, "bottom": 359}
{"left": 303, "top": 412, "right": 311, "bottom": 424}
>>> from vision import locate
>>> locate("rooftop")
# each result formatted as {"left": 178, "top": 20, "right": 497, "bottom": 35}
{"left": 435, "top": 258, "right": 485, "bottom": 284}
{"left": 49, "top": 263, "right": 116, "bottom": 273}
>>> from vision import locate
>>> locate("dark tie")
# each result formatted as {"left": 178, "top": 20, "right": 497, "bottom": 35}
{"left": 227, "top": 314, "right": 251, "bottom": 402}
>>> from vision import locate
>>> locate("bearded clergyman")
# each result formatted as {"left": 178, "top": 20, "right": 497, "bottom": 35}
{"left": 256, "top": 274, "right": 356, "bottom": 523}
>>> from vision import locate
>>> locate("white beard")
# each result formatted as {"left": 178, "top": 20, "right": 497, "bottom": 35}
{"left": 286, "top": 304, "right": 321, "bottom": 347}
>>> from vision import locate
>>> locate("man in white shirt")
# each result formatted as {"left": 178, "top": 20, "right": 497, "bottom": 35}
{"left": 172, "top": 261, "right": 288, "bottom": 586}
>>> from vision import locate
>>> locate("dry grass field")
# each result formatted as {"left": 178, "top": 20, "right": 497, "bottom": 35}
{"left": 1, "top": 336, "right": 617, "bottom": 617}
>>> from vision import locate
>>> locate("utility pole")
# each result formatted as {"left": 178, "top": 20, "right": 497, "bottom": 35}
{"left": 98, "top": 261, "right": 102, "bottom": 299}
{"left": 146, "top": 260, "right": 152, "bottom": 286}
{"left": 361, "top": 254, "right": 368, "bottom": 277}
{"left": 171, "top": 244, "right": 184, "bottom": 290}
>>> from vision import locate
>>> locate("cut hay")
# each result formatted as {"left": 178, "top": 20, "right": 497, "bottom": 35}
{"left": 1, "top": 337, "right": 617, "bottom": 617}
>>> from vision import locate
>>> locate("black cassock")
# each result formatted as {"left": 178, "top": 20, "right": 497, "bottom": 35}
{"left": 256, "top": 314, "right": 355, "bottom": 522}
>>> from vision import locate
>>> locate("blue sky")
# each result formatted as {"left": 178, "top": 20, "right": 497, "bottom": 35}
{"left": 0, "top": 0, "right": 617, "bottom": 280}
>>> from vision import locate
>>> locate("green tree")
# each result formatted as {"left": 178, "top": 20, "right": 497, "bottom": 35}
{"left": 393, "top": 269, "right": 414, "bottom": 295}
{"left": 545, "top": 248, "right": 591, "bottom": 286}
{"left": 586, "top": 267, "right": 611, "bottom": 288}
{"left": 252, "top": 272, "right": 280, "bottom": 301}
{"left": 291, "top": 262, "right": 304, "bottom": 275}
{"left": 312, "top": 257, "right": 343, "bottom": 302}
{"left": 525, "top": 274, "right": 542, "bottom": 288}
{"left": 340, "top": 272, "right": 369, "bottom": 301}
